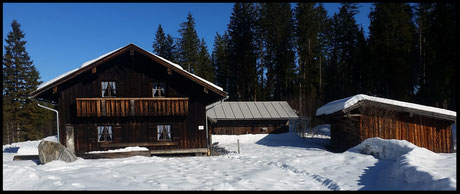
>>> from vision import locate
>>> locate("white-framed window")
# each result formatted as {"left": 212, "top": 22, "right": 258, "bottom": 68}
{"left": 101, "top": 81, "right": 117, "bottom": 97}
{"left": 157, "top": 125, "right": 171, "bottom": 141}
{"left": 152, "top": 82, "right": 166, "bottom": 97}
{"left": 98, "top": 125, "right": 113, "bottom": 142}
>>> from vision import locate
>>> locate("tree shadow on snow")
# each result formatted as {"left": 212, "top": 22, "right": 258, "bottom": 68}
{"left": 255, "top": 132, "right": 330, "bottom": 150}
{"left": 3, "top": 147, "right": 19, "bottom": 153}
{"left": 358, "top": 159, "right": 399, "bottom": 190}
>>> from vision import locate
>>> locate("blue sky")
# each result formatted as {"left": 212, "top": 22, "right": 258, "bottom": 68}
{"left": 3, "top": 3, "right": 372, "bottom": 84}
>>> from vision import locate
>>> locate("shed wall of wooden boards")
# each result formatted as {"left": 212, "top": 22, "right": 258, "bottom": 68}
{"left": 317, "top": 94, "right": 456, "bottom": 153}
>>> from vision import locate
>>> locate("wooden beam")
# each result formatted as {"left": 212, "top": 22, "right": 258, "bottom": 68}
{"left": 99, "top": 141, "right": 178, "bottom": 148}
{"left": 76, "top": 151, "right": 150, "bottom": 159}
{"left": 345, "top": 113, "right": 362, "bottom": 117}
{"left": 150, "top": 148, "right": 208, "bottom": 155}
{"left": 13, "top": 155, "right": 39, "bottom": 161}
{"left": 76, "top": 97, "right": 188, "bottom": 101}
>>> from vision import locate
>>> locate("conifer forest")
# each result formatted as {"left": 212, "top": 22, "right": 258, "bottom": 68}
{"left": 3, "top": 3, "right": 456, "bottom": 144}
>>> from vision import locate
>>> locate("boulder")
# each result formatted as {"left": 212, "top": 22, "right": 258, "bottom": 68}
{"left": 38, "top": 141, "right": 77, "bottom": 164}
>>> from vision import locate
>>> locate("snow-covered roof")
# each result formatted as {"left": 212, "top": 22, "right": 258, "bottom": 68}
{"left": 32, "top": 43, "right": 226, "bottom": 98}
{"left": 316, "top": 94, "right": 456, "bottom": 120}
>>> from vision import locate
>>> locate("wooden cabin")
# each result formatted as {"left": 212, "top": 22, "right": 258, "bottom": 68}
{"left": 29, "top": 43, "right": 227, "bottom": 156}
{"left": 206, "top": 101, "right": 298, "bottom": 135}
{"left": 316, "top": 94, "right": 456, "bottom": 153}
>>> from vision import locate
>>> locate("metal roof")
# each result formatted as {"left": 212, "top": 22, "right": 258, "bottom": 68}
{"left": 207, "top": 101, "right": 298, "bottom": 120}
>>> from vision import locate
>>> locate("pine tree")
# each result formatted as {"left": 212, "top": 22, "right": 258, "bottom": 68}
{"left": 165, "top": 34, "right": 177, "bottom": 63}
{"left": 196, "top": 38, "right": 215, "bottom": 83}
{"left": 177, "top": 12, "right": 200, "bottom": 73}
{"left": 414, "top": 3, "right": 456, "bottom": 110}
{"left": 3, "top": 96, "right": 14, "bottom": 144}
{"left": 153, "top": 24, "right": 177, "bottom": 62}
{"left": 294, "top": 3, "right": 330, "bottom": 117}
{"left": 259, "top": 3, "right": 296, "bottom": 101}
{"left": 227, "top": 3, "right": 259, "bottom": 101}
{"left": 353, "top": 26, "right": 370, "bottom": 95}
{"left": 3, "top": 20, "right": 52, "bottom": 143}
{"left": 212, "top": 32, "right": 230, "bottom": 91}
{"left": 324, "top": 3, "right": 367, "bottom": 102}
{"left": 368, "top": 3, "right": 417, "bottom": 101}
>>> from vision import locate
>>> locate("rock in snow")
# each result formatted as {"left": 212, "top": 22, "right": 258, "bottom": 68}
{"left": 38, "top": 141, "right": 77, "bottom": 164}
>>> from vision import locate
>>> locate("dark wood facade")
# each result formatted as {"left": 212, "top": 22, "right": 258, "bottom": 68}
{"left": 210, "top": 120, "right": 289, "bottom": 135}
{"left": 321, "top": 101, "right": 455, "bottom": 153}
{"left": 30, "top": 44, "right": 226, "bottom": 154}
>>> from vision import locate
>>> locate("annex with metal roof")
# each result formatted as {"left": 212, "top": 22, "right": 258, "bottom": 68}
{"left": 206, "top": 101, "right": 298, "bottom": 120}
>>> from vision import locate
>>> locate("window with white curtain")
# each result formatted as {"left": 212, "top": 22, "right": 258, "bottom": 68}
{"left": 157, "top": 125, "right": 171, "bottom": 140}
{"left": 101, "top": 81, "right": 117, "bottom": 97}
{"left": 97, "top": 126, "right": 113, "bottom": 142}
{"left": 152, "top": 82, "right": 166, "bottom": 97}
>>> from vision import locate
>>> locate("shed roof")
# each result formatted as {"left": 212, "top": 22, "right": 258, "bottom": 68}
{"left": 316, "top": 94, "right": 456, "bottom": 121}
{"left": 207, "top": 101, "right": 298, "bottom": 120}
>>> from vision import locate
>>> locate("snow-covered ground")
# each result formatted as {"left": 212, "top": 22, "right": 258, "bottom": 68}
{"left": 3, "top": 130, "right": 456, "bottom": 190}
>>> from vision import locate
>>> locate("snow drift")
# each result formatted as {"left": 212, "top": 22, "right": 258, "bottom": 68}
{"left": 348, "top": 137, "right": 456, "bottom": 190}
{"left": 3, "top": 134, "right": 456, "bottom": 190}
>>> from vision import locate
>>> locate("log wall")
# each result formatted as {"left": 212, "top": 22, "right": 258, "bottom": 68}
{"left": 210, "top": 120, "right": 288, "bottom": 135}
{"left": 359, "top": 114, "right": 453, "bottom": 153}
{"left": 55, "top": 50, "right": 216, "bottom": 153}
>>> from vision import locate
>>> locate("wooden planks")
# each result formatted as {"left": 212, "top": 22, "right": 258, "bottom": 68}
{"left": 150, "top": 148, "right": 208, "bottom": 155}
{"left": 76, "top": 97, "right": 188, "bottom": 117}
{"left": 359, "top": 113, "right": 453, "bottom": 153}
{"left": 76, "top": 151, "right": 151, "bottom": 159}
{"left": 99, "top": 141, "right": 178, "bottom": 148}
{"left": 13, "top": 155, "right": 40, "bottom": 161}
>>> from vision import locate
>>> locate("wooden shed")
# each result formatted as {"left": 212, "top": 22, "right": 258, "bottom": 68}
{"left": 29, "top": 43, "right": 227, "bottom": 156}
{"left": 316, "top": 94, "right": 456, "bottom": 153}
{"left": 206, "top": 101, "right": 298, "bottom": 135}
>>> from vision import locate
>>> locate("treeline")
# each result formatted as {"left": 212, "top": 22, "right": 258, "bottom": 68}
{"left": 3, "top": 20, "right": 55, "bottom": 144}
{"left": 153, "top": 2, "right": 456, "bottom": 118}
{"left": 2, "top": 3, "right": 455, "bottom": 144}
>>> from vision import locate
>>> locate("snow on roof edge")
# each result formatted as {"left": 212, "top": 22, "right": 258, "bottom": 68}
{"left": 315, "top": 94, "right": 456, "bottom": 118}
{"left": 36, "top": 45, "right": 128, "bottom": 91}
{"left": 35, "top": 43, "right": 225, "bottom": 94}
{"left": 36, "top": 68, "right": 79, "bottom": 91}
{"left": 136, "top": 46, "right": 224, "bottom": 92}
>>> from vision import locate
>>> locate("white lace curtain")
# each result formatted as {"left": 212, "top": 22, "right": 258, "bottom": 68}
{"left": 157, "top": 125, "right": 171, "bottom": 140}
{"left": 98, "top": 126, "right": 112, "bottom": 142}
{"left": 101, "top": 81, "right": 116, "bottom": 97}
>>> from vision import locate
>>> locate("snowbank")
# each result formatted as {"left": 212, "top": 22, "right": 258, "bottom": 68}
{"left": 3, "top": 136, "right": 58, "bottom": 155}
{"left": 3, "top": 134, "right": 456, "bottom": 190}
{"left": 348, "top": 138, "right": 417, "bottom": 161}
{"left": 348, "top": 138, "right": 456, "bottom": 190}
